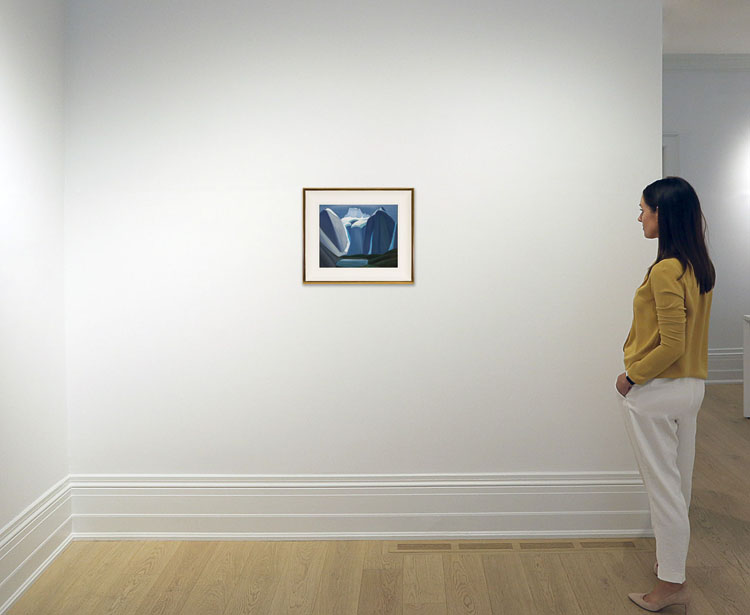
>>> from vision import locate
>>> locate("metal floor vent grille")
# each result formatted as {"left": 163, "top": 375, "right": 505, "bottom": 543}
{"left": 391, "top": 539, "right": 650, "bottom": 554}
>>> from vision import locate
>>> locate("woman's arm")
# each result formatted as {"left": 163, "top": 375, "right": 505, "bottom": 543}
{"left": 626, "top": 260, "right": 687, "bottom": 384}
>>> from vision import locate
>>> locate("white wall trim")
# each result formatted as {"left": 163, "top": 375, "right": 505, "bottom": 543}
{"left": 708, "top": 347, "right": 744, "bottom": 383}
{"left": 664, "top": 54, "right": 750, "bottom": 71}
{"left": 0, "top": 477, "right": 68, "bottom": 551}
{"left": 0, "top": 472, "right": 652, "bottom": 611}
{"left": 69, "top": 471, "right": 644, "bottom": 488}
{"left": 69, "top": 473, "right": 651, "bottom": 541}
{"left": 0, "top": 478, "right": 72, "bottom": 614}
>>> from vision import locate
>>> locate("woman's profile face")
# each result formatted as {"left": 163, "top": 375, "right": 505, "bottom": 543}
{"left": 638, "top": 196, "right": 659, "bottom": 239}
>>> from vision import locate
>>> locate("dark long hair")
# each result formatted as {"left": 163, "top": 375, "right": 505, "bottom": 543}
{"left": 643, "top": 176, "right": 715, "bottom": 294}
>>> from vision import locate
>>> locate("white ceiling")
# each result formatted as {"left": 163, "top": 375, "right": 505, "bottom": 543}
{"left": 663, "top": 0, "right": 750, "bottom": 54}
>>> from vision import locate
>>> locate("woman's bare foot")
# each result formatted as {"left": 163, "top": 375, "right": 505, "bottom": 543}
{"left": 643, "top": 580, "right": 685, "bottom": 603}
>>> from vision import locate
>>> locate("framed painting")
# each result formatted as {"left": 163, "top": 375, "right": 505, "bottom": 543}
{"left": 303, "top": 188, "right": 414, "bottom": 284}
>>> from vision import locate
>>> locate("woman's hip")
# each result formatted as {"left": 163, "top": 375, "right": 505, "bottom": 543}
{"left": 622, "top": 377, "right": 704, "bottom": 419}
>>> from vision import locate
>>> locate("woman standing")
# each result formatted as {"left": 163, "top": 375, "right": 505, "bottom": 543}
{"left": 616, "top": 177, "right": 715, "bottom": 613}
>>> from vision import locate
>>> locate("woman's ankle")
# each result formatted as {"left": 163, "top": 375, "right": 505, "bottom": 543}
{"left": 656, "top": 580, "right": 685, "bottom": 591}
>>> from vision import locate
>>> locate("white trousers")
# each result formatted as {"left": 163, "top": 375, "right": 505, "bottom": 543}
{"left": 618, "top": 377, "right": 705, "bottom": 584}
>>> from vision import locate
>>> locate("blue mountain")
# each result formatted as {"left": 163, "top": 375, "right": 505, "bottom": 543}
{"left": 363, "top": 208, "right": 396, "bottom": 255}
{"left": 319, "top": 208, "right": 349, "bottom": 267}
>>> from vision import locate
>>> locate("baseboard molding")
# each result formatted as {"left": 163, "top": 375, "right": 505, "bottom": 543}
{"left": 0, "top": 478, "right": 73, "bottom": 614}
{"left": 69, "top": 473, "right": 651, "bottom": 540}
{"left": 664, "top": 54, "right": 750, "bottom": 71}
{"left": 708, "top": 347, "right": 743, "bottom": 383}
{"left": 0, "top": 472, "right": 652, "bottom": 612}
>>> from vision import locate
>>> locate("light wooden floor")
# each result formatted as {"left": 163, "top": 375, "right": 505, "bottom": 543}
{"left": 9, "top": 384, "right": 749, "bottom": 615}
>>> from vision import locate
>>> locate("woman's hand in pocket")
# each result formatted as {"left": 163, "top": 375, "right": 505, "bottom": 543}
{"left": 616, "top": 372, "right": 633, "bottom": 398}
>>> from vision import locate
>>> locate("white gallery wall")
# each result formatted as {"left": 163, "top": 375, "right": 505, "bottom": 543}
{"left": 62, "top": 0, "right": 662, "bottom": 536}
{"left": 663, "top": 60, "right": 750, "bottom": 382}
{"left": 0, "top": 0, "right": 67, "bottom": 531}
{"left": 0, "top": 1, "right": 70, "bottom": 608}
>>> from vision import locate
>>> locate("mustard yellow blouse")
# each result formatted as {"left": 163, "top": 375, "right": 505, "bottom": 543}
{"left": 623, "top": 258, "right": 712, "bottom": 384}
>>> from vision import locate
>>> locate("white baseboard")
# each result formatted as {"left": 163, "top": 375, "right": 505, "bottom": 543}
{"left": 0, "top": 478, "right": 73, "bottom": 614}
{"left": 664, "top": 54, "right": 750, "bottom": 71}
{"left": 69, "top": 473, "right": 651, "bottom": 540}
{"left": 0, "top": 472, "right": 652, "bottom": 612}
{"left": 708, "top": 348, "right": 743, "bottom": 383}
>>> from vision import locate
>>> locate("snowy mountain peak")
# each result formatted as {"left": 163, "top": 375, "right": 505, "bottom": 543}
{"left": 344, "top": 207, "right": 369, "bottom": 219}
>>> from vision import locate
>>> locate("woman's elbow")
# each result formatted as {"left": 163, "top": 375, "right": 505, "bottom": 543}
{"left": 663, "top": 337, "right": 686, "bottom": 359}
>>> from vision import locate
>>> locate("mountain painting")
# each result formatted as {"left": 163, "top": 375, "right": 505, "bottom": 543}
{"left": 319, "top": 205, "right": 398, "bottom": 268}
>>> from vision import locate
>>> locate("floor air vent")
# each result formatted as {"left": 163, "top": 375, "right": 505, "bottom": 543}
{"left": 389, "top": 538, "right": 652, "bottom": 554}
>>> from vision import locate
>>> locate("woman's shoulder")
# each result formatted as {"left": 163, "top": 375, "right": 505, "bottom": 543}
{"left": 649, "top": 258, "right": 687, "bottom": 286}
{"left": 652, "top": 257, "right": 684, "bottom": 275}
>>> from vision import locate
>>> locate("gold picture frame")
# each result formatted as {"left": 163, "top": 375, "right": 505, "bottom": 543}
{"left": 303, "top": 188, "right": 414, "bottom": 284}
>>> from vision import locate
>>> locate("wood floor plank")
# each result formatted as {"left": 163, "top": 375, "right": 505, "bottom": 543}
{"left": 130, "top": 541, "right": 219, "bottom": 615}
{"left": 695, "top": 440, "right": 749, "bottom": 488}
{"left": 94, "top": 541, "right": 182, "bottom": 615}
{"left": 363, "top": 542, "right": 402, "bottom": 571}
{"left": 442, "top": 553, "right": 492, "bottom": 615}
{"left": 311, "top": 541, "right": 366, "bottom": 615}
{"left": 559, "top": 552, "right": 631, "bottom": 615}
{"left": 693, "top": 487, "right": 750, "bottom": 524}
{"left": 678, "top": 568, "right": 721, "bottom": 615}
{"left": 267, "top": 541, "right": 326, "bottom": 614}
{"left": 594, "top": 550, "right": 655, "bottom": 605}
{"left": 178, "top": 541, "right": 253, "bottom": 615}
{"left": 221, "top": 540, "right": 289, "bottom": 615}
{"left": 689, "top": 498, "right": 750, "bottom": 575}
{"left": 520, "top": 553, "right": 583, "bottom": 615}
{"left": 692, "top": 448, "right": 746, "bottom": 495}
{"left": 482, "top": 553, "right": 535, "bottom": 615}
{"left": 403, "top": 553, "right": 446, "bottom": 614}
{"left": 357, "top": 568, "right": 402, "bottom": 615}
{"left": 691, "top": 564, "right": 750, "bottom": 615}
{"left": 702, "top": 384, "right": 743, "bottom": 411}
{"left": 56, "top": 541, "right": 144, "bottom": 615}
{"left": 605, "top": 548, "right": 653, "bottom": 581}
{"left": 403, "top": 604, "right": 446, "bottom": 615}
{"left": 8, "top": 541, "right": 102, "bottom": 615}
{"left": 358, "top": 542, "right": 403, "bottom": 615}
